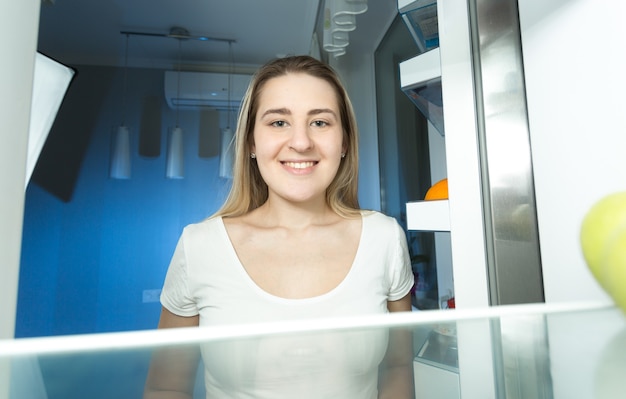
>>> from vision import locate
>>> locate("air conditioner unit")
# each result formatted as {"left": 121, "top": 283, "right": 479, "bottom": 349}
{"left": 164, "top": 71, "right": 252, "bottom": 110}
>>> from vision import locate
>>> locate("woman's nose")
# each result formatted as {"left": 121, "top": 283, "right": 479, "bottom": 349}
{"left": 288, "top": 124, "right": 313, "bottom": 152}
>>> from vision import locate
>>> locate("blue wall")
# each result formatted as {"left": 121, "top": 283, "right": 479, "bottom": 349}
{"left": 16, "top": 65, "right": 231, "bottom": 337}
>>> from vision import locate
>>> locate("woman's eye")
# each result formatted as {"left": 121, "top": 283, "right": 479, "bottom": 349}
{"left": 271, "top": 120, "right": 286, "bottom": 127}
{"left": 312, "top": 120, "right": 328, "bottom": 128}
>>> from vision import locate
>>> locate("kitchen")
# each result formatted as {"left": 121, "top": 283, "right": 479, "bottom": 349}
{"left": 2, "top": 0, "right": 626, "bottom": 398}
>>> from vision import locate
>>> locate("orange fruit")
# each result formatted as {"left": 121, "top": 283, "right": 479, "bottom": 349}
{"left": 425, "top": 178, "right": 448, "bottom": 200}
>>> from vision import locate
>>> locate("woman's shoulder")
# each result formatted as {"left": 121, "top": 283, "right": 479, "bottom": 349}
{"left": 181, "top": 216, "right": 224, "bottom": 237}
{"left": 360, "top": 210, "right": 404, "bottom": 240}
{"left": 361, "top": 210, "right": 401, "bottom": 228}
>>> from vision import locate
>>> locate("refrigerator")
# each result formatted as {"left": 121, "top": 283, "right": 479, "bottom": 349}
{"left": 397, "top": 0, "right": 626, "bottom": 397}
{"left": 2, "top": 0, "right": 626, "bottom": 398}
{"left": 399, "top": 0, "right": 625, "bottom": 308}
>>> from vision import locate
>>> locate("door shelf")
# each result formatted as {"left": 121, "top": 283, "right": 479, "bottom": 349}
{"left": 398, "top": 0, "right": 439, "bottom": 53}
{"left": 406, "top": 200, "right": 450, "bottom": 232}
{"left": 400, "top": 49, "right": 445, "bottom": 136}
{"left": 400, "top": 48, "right": 441, "bottom": 89}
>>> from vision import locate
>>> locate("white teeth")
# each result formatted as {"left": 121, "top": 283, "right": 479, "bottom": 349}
{"left": 284, "top": 161, "right": 315, "bottom": 169}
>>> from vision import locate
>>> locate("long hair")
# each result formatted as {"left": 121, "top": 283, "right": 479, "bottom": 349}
{"left": 213, "top": 55, "right": 360, "bottom": 219}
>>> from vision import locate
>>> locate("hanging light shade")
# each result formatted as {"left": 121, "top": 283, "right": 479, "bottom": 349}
{"left": 219, "top": 127, "right": 235, "bottom": 179}
{"left": 323, "top": 0, "right": 368, "bottom": 58}
{"left": 111, "top": 33, "right": 131, "bottom": 179}
{"left": 166, "top": 126, "right": 184, "bottom": 179}
{"left": 110, "top": 125, "right": 131, "bottom": 179}
{"left": 166, "top": 37, "right": 185, "bottom": 179}
{"left": 219, "top": 42, "right": 235, "bottom": 180}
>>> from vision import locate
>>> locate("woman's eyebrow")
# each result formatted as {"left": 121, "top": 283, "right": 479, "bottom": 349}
{"left": 261, "top": 108, "right": 290, "bottom": 118}
{"left": 260, "top": 107, "right": 337, "bottom": 118}
{"left": 308, "top": 108, "right": 337, "bottom": 118}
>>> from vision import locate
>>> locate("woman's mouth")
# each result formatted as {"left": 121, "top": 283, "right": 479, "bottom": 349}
{"left": 282, "top": 161, "right": 317, "bottom": 169}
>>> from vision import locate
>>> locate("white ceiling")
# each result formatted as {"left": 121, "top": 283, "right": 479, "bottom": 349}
{"left": 37, "top": 0, "right": 322, "bottom": 72}
{"left": 37, "top": 0, "right": 399, "bottom": 72}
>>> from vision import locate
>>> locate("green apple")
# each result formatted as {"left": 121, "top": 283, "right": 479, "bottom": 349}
{"left": 580, "top": 192, "right": 626, "bottom": 310}
{"left": 603, "top": 227, "right": 626, "bottom": 311}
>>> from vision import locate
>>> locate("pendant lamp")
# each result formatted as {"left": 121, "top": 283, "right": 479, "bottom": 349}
{"left": 166, "top": 38, "right": 184, "bottom": 179}
{"left": 219, "top": 127, "right": 234, "bottom": 179}
{"left": 110, "top": 33, "right": 131, "bottom": 179}
{"left": 219, "top": 42, "right": 235, "bottom": 179}
{"left": 166, "top": 126, "right": 184, "bottom": 178}
{"left": 110, "top": 125, "right": 131, "bottom": 178}
{"left": 323, "top": 0, "right": 368, "bottom": 58}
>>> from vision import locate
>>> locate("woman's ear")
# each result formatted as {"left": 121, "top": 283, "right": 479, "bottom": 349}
{"left": 247, "top": 134, "right": 255, "bottom": 154}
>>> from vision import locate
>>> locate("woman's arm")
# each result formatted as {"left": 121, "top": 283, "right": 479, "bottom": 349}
{"left": 379, "top": 293, "right": 415, "bottom": 399}
{"left": 143, "top": 307, "right": 201, "bottom": 399}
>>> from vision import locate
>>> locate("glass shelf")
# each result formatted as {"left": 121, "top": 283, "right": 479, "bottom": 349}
{"left": 400, "top": 48, "right": 445, "bottom": 136}
{"left": 2, "top": 302, "right": 623, "bottom": 398}
{"left": 415, "top": 323, "right": 458, "bottom": 371}
{"left": 398, "top": 0, "right": 439, "bottom": 53}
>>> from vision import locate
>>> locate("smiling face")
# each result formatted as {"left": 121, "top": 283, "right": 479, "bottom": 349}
{"left": 251, "top": 72, "right": 346, "bottom": 206}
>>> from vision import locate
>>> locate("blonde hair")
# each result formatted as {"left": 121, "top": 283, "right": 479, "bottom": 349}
{"left": 213, "top": 55, "right": 360, "bottom": 219}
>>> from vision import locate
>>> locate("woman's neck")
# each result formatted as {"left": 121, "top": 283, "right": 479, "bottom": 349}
{"left": 250, "top": 197, "right": 340, "bottom": 230}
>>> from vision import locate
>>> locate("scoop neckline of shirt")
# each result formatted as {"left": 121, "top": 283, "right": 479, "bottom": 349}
{"left": 216, "top": 212, "right": 368, "bottom": 303}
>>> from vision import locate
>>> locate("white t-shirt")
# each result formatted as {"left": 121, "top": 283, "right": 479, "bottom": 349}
{"left": 161, "top": 210, "right": 414, "bottom": 398}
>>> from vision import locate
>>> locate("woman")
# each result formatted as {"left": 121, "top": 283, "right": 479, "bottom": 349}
{"left": 144, "top": 55, "right": 414, "bottom": 398}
